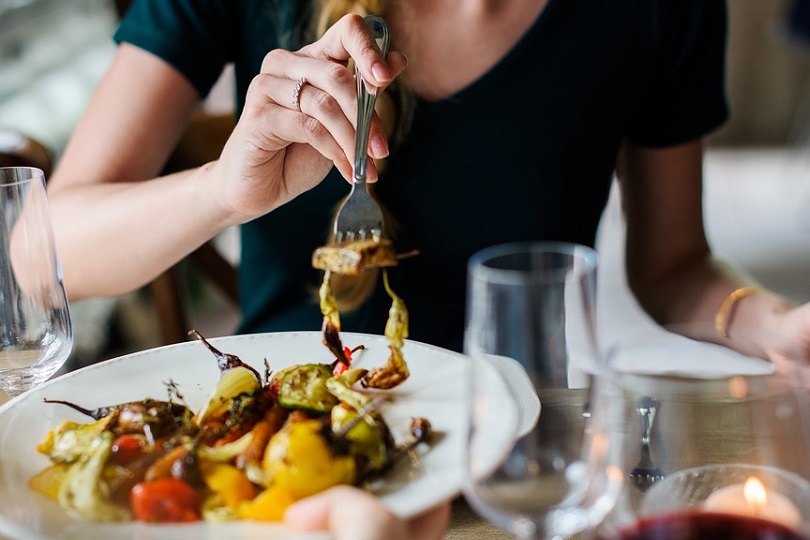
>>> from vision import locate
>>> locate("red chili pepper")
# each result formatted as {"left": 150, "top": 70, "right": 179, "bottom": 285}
{"left": 332, "top": 346, "right": 354, "bottom": 376}
{"left": 110, "top": 434, "right": 145, "bottom": 466}
{"left": 130, "top": 477, "right": 201, "bottom": 523}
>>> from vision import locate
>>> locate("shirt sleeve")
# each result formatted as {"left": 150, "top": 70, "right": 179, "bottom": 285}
{"left": 113, "top": 0, "right": 236, "bottom": 99}
{"left": 625, "top": 0, "right": 729, "bottom": 147}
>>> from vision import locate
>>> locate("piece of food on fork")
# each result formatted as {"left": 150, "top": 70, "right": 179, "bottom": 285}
{"left": 311, "top": 237, "right": 398, "bottom": 275}
{"left": 313, "top": 236, "right": 413, "bottom": 390}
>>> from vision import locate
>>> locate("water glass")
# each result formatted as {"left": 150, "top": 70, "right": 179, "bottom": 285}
{"left": 463, "top": 242, "right": 620, "bottom": 539}
{"left": 0, "top": 167, "right": 72, "bottom": 396}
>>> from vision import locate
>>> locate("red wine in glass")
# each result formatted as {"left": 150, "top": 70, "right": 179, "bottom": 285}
{"left": 602, "top": 512, "right": 807, "bottom": 540}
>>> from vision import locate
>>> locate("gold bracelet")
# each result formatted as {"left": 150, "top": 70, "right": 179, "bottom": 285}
{"left": 715, "top": 286, "right": 767, "bottom": 339}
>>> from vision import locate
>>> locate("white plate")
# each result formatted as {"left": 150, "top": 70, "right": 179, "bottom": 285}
{"left": 0, "top": 331, "right": 483, "bottom": 540}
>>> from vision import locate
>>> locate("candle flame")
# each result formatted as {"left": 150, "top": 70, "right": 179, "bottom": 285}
{"left": 728, "top": 376, "right": 748, "bottom": 399}
{"left": 743, "top": 476, "right": 768, "bottom": 511}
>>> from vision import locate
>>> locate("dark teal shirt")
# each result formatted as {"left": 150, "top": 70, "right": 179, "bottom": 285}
{"left": 115, "top": 0, "right": 728, "bottom": 352}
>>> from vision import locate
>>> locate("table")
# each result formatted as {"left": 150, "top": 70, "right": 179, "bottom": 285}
{"left": 446, "top": 497, "right": 512, "bottom": 539}
{"left": 441, "top": 370, "right": 810, "bottom": 539}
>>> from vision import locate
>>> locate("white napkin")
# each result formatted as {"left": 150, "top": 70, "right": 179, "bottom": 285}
{"left": 607, "top": 331, "right": 774, "bottom": 379}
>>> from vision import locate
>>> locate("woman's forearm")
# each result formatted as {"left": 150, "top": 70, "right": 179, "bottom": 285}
{"left": 49, "top": 161, "right": 234, "bottom": 300}
{"left": 633, "top": 254, "right": 796, "bottom": 360}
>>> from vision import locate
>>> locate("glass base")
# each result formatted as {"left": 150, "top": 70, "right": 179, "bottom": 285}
{"left": 0, "top": 363, "right": 62, "bottom": 397}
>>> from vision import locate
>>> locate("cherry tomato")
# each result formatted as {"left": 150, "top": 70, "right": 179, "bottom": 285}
{"left": 110, "top": 434, "right": 145, "bottom": 465}
{"left": 130, "top": 477, "right": 201, "bottom": 523}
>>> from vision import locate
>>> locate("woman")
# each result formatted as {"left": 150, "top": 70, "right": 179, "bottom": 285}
{"left": 45, "top": 0, "right": 810, "bottom": 535}
{"left": 48, "top": 0, "right": 806, "bottom": 358}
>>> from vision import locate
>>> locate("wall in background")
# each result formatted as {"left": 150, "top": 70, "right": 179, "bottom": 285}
{"left": 0, "top": 0, "right": 117, "bottom": 156}
{"left": 711, "top": 0, "right": 810, "bottom": 146}
{"left": 1, "top": 0, "right": 809, "bottom": 151}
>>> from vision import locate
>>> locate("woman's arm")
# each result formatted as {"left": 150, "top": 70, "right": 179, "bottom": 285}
{"left": 48, "top": 15, "right": 406, "bottom": 301}
{"left": 620, "top": 139, "right": 796, "bottom": 360}
{"left": 48, "top": 44, "right": 228, "bottom": 300}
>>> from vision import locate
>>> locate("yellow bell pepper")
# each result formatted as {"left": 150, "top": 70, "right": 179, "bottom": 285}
{"left": 237, "top": 485, "right": 296, "bottom": 521}
{"left": 201, "top": 462, "right": 257, "bottom": 509}
{"left": 29, "top": 463, "right": 69, "bottom": 501}
{"left": 262, "top": 419, "right": 355, "bottom": 499}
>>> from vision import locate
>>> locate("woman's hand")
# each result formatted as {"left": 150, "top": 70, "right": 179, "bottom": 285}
{"left": 214, "top": 14, "right": 408, "bottom": 222}
{"left": 284, "top": 486, "right": 450, "bottom": 540}
{"left": 757, "top": 300, "right": 810, "bottom": 367}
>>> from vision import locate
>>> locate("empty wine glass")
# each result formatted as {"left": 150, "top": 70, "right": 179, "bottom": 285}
{"left": 590, "top": 326, "right": 810, "bottom": 540}
{"left": 0, "top": 167, "right": 73, "bottom": 397}
{"left": 463, "top": 242, "right": 623, "bottom": 539}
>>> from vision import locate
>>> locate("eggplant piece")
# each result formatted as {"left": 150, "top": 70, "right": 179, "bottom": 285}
{"left": 312, "top": 238, "right": 398, "bottom": 276}
{"left": 189, "top": 330, "right": 263, "bottom": 382}
{"left": 43, "top": 398, "right": 191, "bottom": 439}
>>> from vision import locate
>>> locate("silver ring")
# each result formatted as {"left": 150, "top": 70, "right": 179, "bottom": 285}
{"left": 291, "top": 77, "right": 306, "bottom": 111}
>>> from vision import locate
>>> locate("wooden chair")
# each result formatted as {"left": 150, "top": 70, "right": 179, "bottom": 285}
{"left": 150, "top": 111, "right": 238, "bottom": 344}
{"left": 111, "top": 0, "right": 238, "bottom": 346}
{"left": 0, "top": 129, "right": 53, "bottom": 175}
{"left": 1, "top": 125, "right": 238, "bottom": 345}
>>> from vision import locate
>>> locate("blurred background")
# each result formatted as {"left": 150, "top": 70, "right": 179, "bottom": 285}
{"left": 0, "top": 0, "right": 809, "bottom": 370}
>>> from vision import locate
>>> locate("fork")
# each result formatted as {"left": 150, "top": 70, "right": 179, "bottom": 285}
{"left": 332, "top": 15, "right": 390, "bottom": 243}
{"left": 630, "top": 395, "right": 665, "bottom": 491}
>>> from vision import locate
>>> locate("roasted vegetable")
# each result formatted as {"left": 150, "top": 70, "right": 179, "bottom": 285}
{"left": 130, "top": 477, "right": 201, "bottom": 523}
{"left": 364, "top": 270, "right": 410, "bottom": 389}
{"left": 37, "top": 415, "right": 114, "bottom": 464}
{"left": 262, "top": 418, "right": 356, "bottom": 499}
{"left": 33, "top": 331, "right": 430, "bottom": 524}
{"left": 189, "top": 330, "right": 262, "bottom": 381}
{"left": 311, "top": 238, "right": 398, "bottom": 276}
{"left": 109, "top": 434, "right": 146, "bottom": 466}
{"left": 317, "top": 261, "right": 411, "bottom": 390}
{"left": 236, "top": 484, "right": 296, "bottom": 521}
{"left": 201, "top": 463, "right": 257, "bottom": 510}
{"left": 276, "top": 364, "right": 338, "bottom": 413}
{"left": 319, "top": 270, "right": 351, "bottom": 367}
{"left": 234, "top": 407, "right": 286, "bottom": 470}
{"left": 42, "top": 398, "right": 191, "bottom": 440}
{"left": 331, "top": 405, "right": 394, "bottom": 475}
{"left": 57, "top": 432, "right": 132, "bottom": 522}
{"left": 195, "top": 366, "right": 262, "bottom": 426}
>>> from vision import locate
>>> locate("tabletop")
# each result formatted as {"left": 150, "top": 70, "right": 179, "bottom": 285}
{"left": 441, "top": 370, "right": 810, "bottom": 539}
{"left": 446, "top": 497, "right": 512, "bottom": 539}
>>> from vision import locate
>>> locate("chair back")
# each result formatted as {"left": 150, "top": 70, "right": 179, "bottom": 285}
{"left": 0, "top": 129, "right": 53, "bottom": 175}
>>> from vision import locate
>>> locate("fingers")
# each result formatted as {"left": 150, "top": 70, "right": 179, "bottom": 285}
{"left": 284, "top": 486, "right": 414, "bottom": 540}
{"left": 254, "top": 73, "right": 356, "bottom": 164}
{"left": 407, "top": 502, "right": 451, "bottom": 540}
{"left": 238, "top": 86, "right": 349, "bottom": 178}
{"left": 243, "top": 75, "right": 375, "bottom": 182}
{"left": 244, "top": 14, "right": 408, "bottom": 183}
{"left": 304, "top": 14, "right": 393, "bottom": 88}
{"left": 261, "top": 47, "right": 404, "bottom": 155}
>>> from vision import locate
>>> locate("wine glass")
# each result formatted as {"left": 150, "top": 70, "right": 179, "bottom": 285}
{"left": 590, "top": 326, "right": 810, "bottom": 540}
{"left": 463, "top": 242, "right": 623, "bottom": 539}
{"left": 0, "top": 167, "right": 73, "bottom": 397}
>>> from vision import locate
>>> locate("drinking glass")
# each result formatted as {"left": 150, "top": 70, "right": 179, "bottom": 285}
{"left": 463, "top": 242, "right": 622, "bottom": 539}
{"left": 590, "top": 326, "right": 810, "bottom": 540}
{"left": 0, "top": 167, "right": 73, "bottom": 397}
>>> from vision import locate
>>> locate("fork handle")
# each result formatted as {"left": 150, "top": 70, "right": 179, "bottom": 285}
{"left": 353, "top": 15, "right": 390, "bottom": 184}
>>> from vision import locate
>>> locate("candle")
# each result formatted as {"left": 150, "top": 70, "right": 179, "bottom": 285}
{"left": 703, "top": 476, "right": 802, "bottom": 530}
